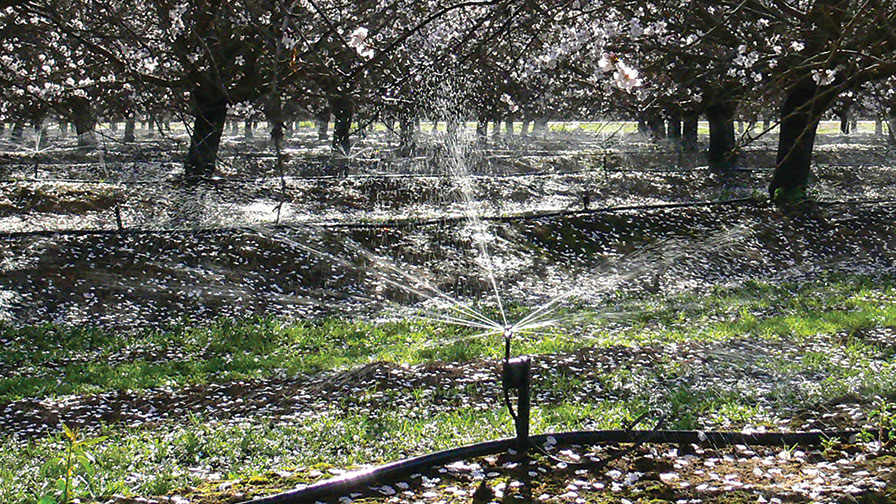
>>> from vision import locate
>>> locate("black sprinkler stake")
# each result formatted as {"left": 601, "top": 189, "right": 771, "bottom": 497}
{"left": 502, "top": 356, "right": 531, "bottom": 455}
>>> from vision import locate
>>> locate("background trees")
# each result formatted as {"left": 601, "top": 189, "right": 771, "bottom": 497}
{"left": 1, "top": 0, "right": 894, "bottom": 197}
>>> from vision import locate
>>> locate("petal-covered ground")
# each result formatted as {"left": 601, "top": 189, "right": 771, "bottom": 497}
{"left": 2, "top": 125, "right": 895, "bottom": 504}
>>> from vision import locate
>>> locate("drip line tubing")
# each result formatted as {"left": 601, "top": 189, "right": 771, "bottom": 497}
{"left": 0, "top": 168, "right": 600, "bottom": 186}
{"left": 7, "top": 197, "right": 896, "bottom": 240}
{"left": 242, "top": 428, "right": 869, "bottom": 504}
{"left": 0, "top": 198, "right": 756, "bottom": 239}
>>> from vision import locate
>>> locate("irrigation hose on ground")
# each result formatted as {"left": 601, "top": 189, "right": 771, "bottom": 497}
{"left": 241, "top": 428, "right": 868, "bottom": 504}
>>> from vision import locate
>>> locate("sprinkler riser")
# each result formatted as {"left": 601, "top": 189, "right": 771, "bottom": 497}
{"left": 502, "top": 355, "right": 531, "bottom": 455}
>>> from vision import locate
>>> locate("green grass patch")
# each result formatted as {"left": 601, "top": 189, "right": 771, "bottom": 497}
{"left": 3, "top": 273, "right": 896, "bottom": 503}
{"left": 2, "top": 273, "right": 896, "bottom": 404}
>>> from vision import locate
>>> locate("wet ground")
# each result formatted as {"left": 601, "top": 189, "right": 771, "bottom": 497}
{"left": 1, "top": 127, "right": 895, "bottom": 330}
{"left": 2, "top": 126, "right": 896, "bottom": 503}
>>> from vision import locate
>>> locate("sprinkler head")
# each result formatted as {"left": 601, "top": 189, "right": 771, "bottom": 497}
{"left": 503, "top": 326, "right": 513, "bottom": 340}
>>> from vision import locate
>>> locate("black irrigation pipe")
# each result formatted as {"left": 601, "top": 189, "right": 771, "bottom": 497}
{"left": 0, "top": 169, "right": 607, "bottom": 186}
{"left": 244, "top": 428, "right": 868, "bottom": 504}
{"left": 5, "top": 197, "right": 896, "bottom": 241}
{"left": 326, "top": 198, "right": 757, "bottom": 229}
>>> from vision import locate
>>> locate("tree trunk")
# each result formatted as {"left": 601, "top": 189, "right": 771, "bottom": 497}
{"left": 185, "top": 84, "right": 228, "bottom": 180}
{"left": 682, "top": 113, "right": 698, "bottom": 151}
{"left": 768, "top": 79, "right": 835, "bottom": 199}
{"left": 705, "top": 101, "right": 737, "bottom": 171}
{"left": 399, "top": 112, "right": 415, "bottom": 156}
{"left": 244, "top": 120, "right": 253, "bottom": 138}
{"left": 35, "top": 121, "right": 49, "bottom": 150}
{"left": 71, "top": 99, "right": 97, "bottom": 149}
{"left": 124, "top": 114, "right": 136, "bottom": 143}
{"left": 0, "top": 122, "right": 4, "bottom": 137}
{"left": 11, "top": 121, "right": 24, "bottom": 143}
{"left": 315, "top": 108, "right": 329, "bottom": 141}
{"left": 491, "top": 119, "right": 500, "bottom": 139}
{"left": 888, "top": 110, "right": 896, "bottom": 146}
{"left": 328, "top": 93, "right": 352, "bottom": 154}
{"left": 646, "top": 112, "right": 665, "bottom": 141}
{"left": 838, "top": 108, "right": 850, "bottom": 134}
{"left": 446, "top": 117, "right": 460, "bottom": 138}
{"left": 476, "top": 116, "right": 488, "bottom": 141}
{"left": 637, "top": 116, "right": 648, "bottom": 136}
{"left": 504, "top": 117, "right": 513, "bottom": 138}
{"left": 533, "top": 117, "right": 548, "bottom": 136}
{"left": 667, "top": 110, "right": 682, "bottom": 144}
{"left": 763, "top": 117, "right": 771, "bottom": 132}
{"left": 431, "top": 120, "right": 439, "bottom": 134}
{"left": 521, "top": 119, "right": 530, "bottom": 137}
{"left": 875, "top": 117, "right": 883, "bottom": 137}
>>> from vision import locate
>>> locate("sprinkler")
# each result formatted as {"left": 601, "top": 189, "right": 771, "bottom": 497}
{"left": 502, "top": 355, "right": 531, "bottom": 456}
{"left": 242, "top": 320, "right": 875, "bottom": 504}
{"left": 501, "top": 326, "right": 531, "bottom": 457}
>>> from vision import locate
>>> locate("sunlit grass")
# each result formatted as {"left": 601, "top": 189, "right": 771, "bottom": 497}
{"left": 2, "top": 273, "right": 896, "bottom": 502}
{"left": 2, "top": 273, "right": 895, "bottom": 403}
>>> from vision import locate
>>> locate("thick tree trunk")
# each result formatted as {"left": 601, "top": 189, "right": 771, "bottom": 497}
{"left": 185, "top": 84, "right": 228, "bottom": 180}
{"left": 328, "top": 93, "right": 352, "bottom": 154}
{"left": 521, "top": 119, "right": 530, "bottom": 137}
{"left": 124, "top": 114, "right": 136, "bottom": 143}
{"left": 0, "top": 122, "right": 4, "bottom": 137}
{"left": 11, "top": 121, "right": 24, "bottom": 143}
{"left": 705, "top": 101, "right": 737, "bottom": 171}
{"left": 768, "top": 79, "right": 834, "bottom": 199}
{"left": 71, "top": 99, "right": 97, "bottom": 149}
{"left": 504, "top": 117, "right": 513, "bottom": 138}
{"left": 682, "top": 113, "right": 698, "bottom": 151}
{"left": 244, "top": 120, "right": 253, "bottom": 139}
{"left": 875, "top": 117, "right": 883, "bottom": 137}
{"left": 491, "top": 119, "right": 500, "bottom": 139}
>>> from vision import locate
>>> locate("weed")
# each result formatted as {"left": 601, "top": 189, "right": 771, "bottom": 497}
{"left": 37, "top": 424, "right": 107, "bottom": 504}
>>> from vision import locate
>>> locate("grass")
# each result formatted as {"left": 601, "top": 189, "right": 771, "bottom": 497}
{"left": 2, "top": 272, "right": 896, "bottom": 503}
{"left": 3, "top": 274, "right": 896, "bottom": 404}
